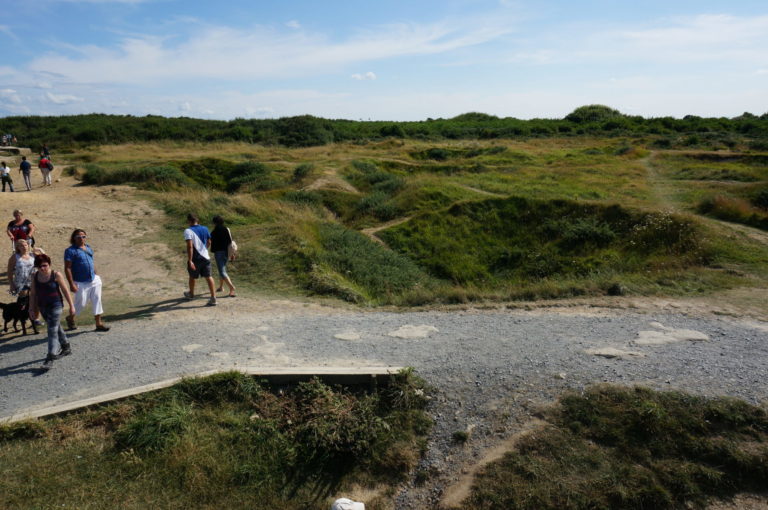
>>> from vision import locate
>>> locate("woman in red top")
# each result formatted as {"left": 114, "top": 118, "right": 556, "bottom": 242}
{"left": 7, "top": 209, "right": 36, "bottom": 249}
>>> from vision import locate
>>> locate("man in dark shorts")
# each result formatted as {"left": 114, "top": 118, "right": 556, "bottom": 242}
{"left": 183, "top": 213, "right": 217, "bottom": 306}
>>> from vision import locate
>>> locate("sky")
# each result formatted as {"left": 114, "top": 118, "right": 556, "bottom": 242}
{"left": 1, "top": 0, "right": 767, "bottom": 121}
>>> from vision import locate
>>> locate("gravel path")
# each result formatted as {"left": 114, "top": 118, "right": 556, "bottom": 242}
{"left": 0, "top": 301, "right": 766, "bottom": 507}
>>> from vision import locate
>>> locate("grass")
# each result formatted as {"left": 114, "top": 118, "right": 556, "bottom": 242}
{"left": 463, "top": 385, "right": 768, "bottom": 510}
{"left": 70, "top": 138, "right": 768, "bottom": 306}
{"left": 0, "top": 370, "right": 432, "bottom": 510}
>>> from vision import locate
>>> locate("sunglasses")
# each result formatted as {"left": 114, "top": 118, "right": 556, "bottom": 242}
{"left": 76, "top": 235, "right": 87, "bottom": 239}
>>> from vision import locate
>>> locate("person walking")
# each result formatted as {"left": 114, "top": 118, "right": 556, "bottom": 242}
{"left": 0, "top": 161, "right": 14, "bottom": 192}
{"left": 210, "top": 215, "right": 236, "bottom": 297}
{"left": 29, "top": 253, "right": 75, "bottom": 371}
{"left": 183, "top": 213, "right": 217, "bottom": 306}
{"left": 19, "top": 156, "right": 32, "bottom": 191}
{"left": 7, "top": 209, "right": 36, "bottom": 249}
{"left": 8, "top": 239, "right": 35, "bottom": 296}
{"left": 63, "top": 229, "right": 110, "bottom": 332}
{"left": 38, "top": 155, "right": 53, "bottom": 186}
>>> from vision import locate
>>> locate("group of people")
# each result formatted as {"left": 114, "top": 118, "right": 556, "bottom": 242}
{"left": 1, "top": 134, "right": 17, "bottom": 146}
{"left": 0, "top": 145, "right": 54, "bottom": 193}
{"left": 5, "top": 207, "right": 237, "bottom": 371}
{"left": 6, "top": 209, "right": 109, "bottom": 371}
{"left": 184, "top": 213, "right": 237, "bottom": 306}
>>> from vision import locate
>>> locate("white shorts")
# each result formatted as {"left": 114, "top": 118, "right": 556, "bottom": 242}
{"left": 74, "top": 275, "right": 104, "bottom": 316}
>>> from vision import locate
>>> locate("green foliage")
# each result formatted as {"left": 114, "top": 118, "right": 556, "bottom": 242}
{"left": 300, "top": 223, "right": 429, "bottom": 303}
{"left": 698, "top": 195, "right": 768, "bottom": 230}
{"left": 227, "top": 161, "right": 279, "bottom": 192}
{"left": 565, "top": 104, "right": 625, "bottom": 124}
{"left": 2, "top": 107, "right": 767, "bottom": 149}
{"left": 468, "top": 385, "right": 768, "bottom": 509}
{"left": 82, "top": 163, "right": 194, "bottom": 188}
{"left": 380, "top": 197, "right": 706, "bottom": 284}
{"left": 0, "top": 370, "right": 432, "bottom": 509}
{"left": 291, "top": 162, "right": 314, "bottom": 183}
{"left": 113, "top": 400, "right": 192, "bottom": 452}
{"left": 753, "top": 188, "right": 768, "bottom": 209}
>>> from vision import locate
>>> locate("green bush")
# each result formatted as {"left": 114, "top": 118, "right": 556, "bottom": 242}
{"left": 468, "top": 386, "right": 768, "bottom": 510}
{"left": 379, "top": 197, "right": 708, "bottom": 284}
{"left": 81, "top": 164, "right": 194, "bottom": 188}
{"left": 291, "top": 163, "right": 314, "bottom": 183}
{"left": 306, "top": 223, "right": 428, "bottom": 301}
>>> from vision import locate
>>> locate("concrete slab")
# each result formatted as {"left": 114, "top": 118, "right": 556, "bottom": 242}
{"left": 0, "top": 366, "right": 405, "bottom": 424}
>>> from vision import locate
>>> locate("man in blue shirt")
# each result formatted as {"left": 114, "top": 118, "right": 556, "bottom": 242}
{"left": 64, "top": 228, "right": 110, "bottom": 331}
{"left": 183, "top": 213, "right": 217, "bottom": 306}
{"left": 19, "top": 156, "right": 32, "bottom": 191}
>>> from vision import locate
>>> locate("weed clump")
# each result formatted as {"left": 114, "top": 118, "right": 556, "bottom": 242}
{"left": 467, "top": 385, "right": 768, "bottom": 509}
{"left": 0, "top": 371, "right": 432, "bottom": 509}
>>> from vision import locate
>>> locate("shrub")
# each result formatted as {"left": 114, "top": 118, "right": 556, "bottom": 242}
{"left": 291, "top": 163, "right": 314, "bottom": 183}
{"left": 307, "top": 223, "right": 428, "bottom": 301}
{"left": 698, "top": 195, "right": 768, "bottom": 230}
{"left": 752, "top": 188, "right": 768, "bottom": 209}
{"left": 226, "top": 161, "right": 279, "bottom": 192}
{"left": 281, "top": 190, "right": 322, "bottom": 206}
{"left": 565, "top": 105, "right": 624, "bottom": 124}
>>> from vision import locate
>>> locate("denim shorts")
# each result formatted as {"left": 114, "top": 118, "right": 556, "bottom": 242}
{"left": 214, "top": 250, "right": 229, "bottom": 279}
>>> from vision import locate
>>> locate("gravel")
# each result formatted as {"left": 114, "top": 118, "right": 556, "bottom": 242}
{"left": 1, "top": 306, "right": 766, "bottom": 508}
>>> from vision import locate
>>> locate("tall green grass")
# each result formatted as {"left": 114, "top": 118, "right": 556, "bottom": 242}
{"left": 465, "top": 385, "right": 768, "bottom": 510}
{"left": 380, "top": 196, "right": 707, "bottom": 284}
{"left": 0, "top": 371, "right": 432, "bottom": 510}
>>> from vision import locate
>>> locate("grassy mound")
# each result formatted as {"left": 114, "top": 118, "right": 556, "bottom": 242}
{"left": 379, "top": 196, "right": 708, "bottom": 285}
{"left": 0, "top": 371, "right": 432, "bottom": 510}
{"left": 465, "top": 385, "right": 768, "bottom": 510}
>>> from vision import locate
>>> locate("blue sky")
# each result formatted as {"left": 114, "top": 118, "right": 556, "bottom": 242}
{"left": 1, "top": 0, "right": 767, "bottom": 120}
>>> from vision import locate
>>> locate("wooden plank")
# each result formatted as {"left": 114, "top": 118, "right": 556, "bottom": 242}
{"left": 0, "top": 366, "right": 405, "bottom": 424}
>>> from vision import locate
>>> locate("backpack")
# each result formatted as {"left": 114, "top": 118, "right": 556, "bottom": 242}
{"left": 46, "top": 161, "right": 54, "bottom": 171}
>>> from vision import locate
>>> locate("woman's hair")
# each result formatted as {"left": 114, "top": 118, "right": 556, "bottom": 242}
{"left": 12, "top": 209, "right": 22, "bottom": 216}
{"left": 14, "top": 239, "right": 28, "bottom": 254}
{"left": 34, "top": 253, "right": 51, "bottom": 268}
{"left": 212, "top": 215, "right": 224, "bottom": 226}
{"left": 70, "top": 228, "right": 86, "bottom": 245}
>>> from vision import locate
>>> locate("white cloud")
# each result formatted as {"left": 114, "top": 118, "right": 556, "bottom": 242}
{"left": 286, "top": 20, "right": 301, "bottom": 29}
{"left": 0, "top": 89, "right": 22, "bottom": 104}
{"left": 45, "top": 92, "right": 84, "bottom": 104}
{"left": 351, "top": 71, "right": 376, "bottom": 80}
{"left": 179, "top": 101, "right": 191, "bottom": 112}
{"left": 25, "top": 18, "right": 513, "bottom": 85}
{"left": 756, "top": 69, "right": 768, "bottom": 75}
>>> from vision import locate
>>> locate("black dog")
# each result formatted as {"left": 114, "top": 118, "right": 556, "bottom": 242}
{"left": 0, "top": 293, "right": 38, "bottom": 336}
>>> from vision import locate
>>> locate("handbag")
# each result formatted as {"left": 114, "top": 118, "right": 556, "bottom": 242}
{"left": 227, "top": 228, "right": 238, "bottom": 260}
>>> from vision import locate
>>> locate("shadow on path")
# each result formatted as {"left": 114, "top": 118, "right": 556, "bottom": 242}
{"left": 103, "top": 296, "right": 203, "bottom": 322}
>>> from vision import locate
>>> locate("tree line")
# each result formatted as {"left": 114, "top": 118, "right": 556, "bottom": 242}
{"left": 2, "top": 105, "right": 767, "bottom": 149}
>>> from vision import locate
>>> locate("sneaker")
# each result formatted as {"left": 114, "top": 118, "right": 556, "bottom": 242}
{"left": 66, "top": 315, "right": 77, "bottom": 330}
{"left": 183, "top": 291, "right": 194, "bottom": 300}
{"left": 95, "top": 324, "right": 110, "bottom": 332}
{"left": 59, "top": 343, "right": 72, "bottom": 356}
{"left": 40, "top": 354, "right": 56, "bottom": 371}
{"left": 206, "top": 297, "right": 217, "bottom": 306}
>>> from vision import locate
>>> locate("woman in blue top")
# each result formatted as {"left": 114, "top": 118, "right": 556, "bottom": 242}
{"left": 29, "top": 253, "right": 75, "bottom": 371}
